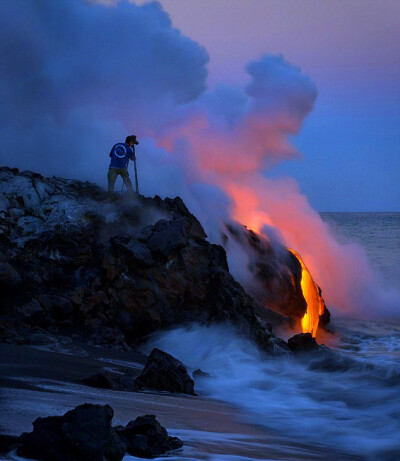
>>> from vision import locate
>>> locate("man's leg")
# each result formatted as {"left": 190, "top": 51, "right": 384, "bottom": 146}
{"left": 107, "top": 168, "right": 118, "bottom": 193}
{"left": 121, "top": 169, "right": 134, "bottom": 192}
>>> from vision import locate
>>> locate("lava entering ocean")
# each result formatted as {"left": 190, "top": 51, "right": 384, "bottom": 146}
{"left": 288, "top": 248, "right": 325, "bottom": 337}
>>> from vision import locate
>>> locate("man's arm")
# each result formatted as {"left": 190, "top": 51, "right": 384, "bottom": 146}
{"left": 128, "top": 146, "right": 136, "bottom": 161}
{"left": 109, "top": 146, "right": 114, "bottom": 158}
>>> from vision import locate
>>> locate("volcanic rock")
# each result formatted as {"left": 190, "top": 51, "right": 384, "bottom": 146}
{"left": 0, "top": 434, "right": 18, "bottom": 455}
{"left": 147, "top": 217, "right": 189, "bottom": 258}
{"left": 0, "top": 167, "right": 313, "bottom": 354}
{"left": 0, "top": 262, "right": 21, "bottom": 287}
{"left": 16, "top": 404, "right": 126, "bottom": 461}
{"left": 117, "top": 373, "right": 137, "bottom": 391}
{"left": 81, "top": 372, "right": 118, "bottom": 390}
{"left": 115, "top": 414, "right": 183, "bottom": 458}
{"left": 288, "top": 333, "right": 320, "bottom": 353}
{"left": 193, "top": 368, "right": 210, "bottom": 378}
{"left": 112, "top": 237, "right": 154, "bottom": 268}
{"left": 224, "top": 223, "right": 307, "bottom": 322}
{"left": 81, "top": 371, "right": 137, "bottom": 392}
{"left": 134, "top": 348, "right": 196, "bottom": 395}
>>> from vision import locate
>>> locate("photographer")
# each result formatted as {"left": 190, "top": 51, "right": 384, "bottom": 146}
{"left": 107, "top": 135, "right": 139, "bottom": 194}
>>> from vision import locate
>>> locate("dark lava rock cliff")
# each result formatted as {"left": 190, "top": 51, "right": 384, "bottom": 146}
{"left": 0, "top": 167, "right": 315, "bottom": 353}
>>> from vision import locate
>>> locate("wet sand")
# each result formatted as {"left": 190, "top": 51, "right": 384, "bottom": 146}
{"left": 0, "top": 342, "right": 363, "bottom": 460}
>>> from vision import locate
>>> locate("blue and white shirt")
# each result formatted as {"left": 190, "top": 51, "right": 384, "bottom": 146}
{"left": 109, "top": 143, "right": 135, "bottom": 169}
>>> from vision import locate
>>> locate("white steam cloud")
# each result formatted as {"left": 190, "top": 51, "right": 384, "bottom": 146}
{"left": 1, "top": 0, "right": 398, "bottom": 318}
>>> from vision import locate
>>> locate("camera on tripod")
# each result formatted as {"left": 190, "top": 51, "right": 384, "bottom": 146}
{"left": 129, "top": 134, "right": 139, "bottom": 145}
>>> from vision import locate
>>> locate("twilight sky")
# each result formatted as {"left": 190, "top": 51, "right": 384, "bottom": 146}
{"left": 1, "top": 0, "right": 399, "bottom": 211}
{"left": 137, "top": 0, "right": 400, "bottom": 211}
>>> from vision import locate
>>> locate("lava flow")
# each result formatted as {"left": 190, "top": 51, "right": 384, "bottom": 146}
{"left": 288, "top": 249, "right": 325, "bottom": 337}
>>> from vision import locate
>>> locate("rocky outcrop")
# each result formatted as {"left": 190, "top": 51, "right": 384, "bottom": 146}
{"left": 17, "top": 404, "right": 126, "bottom": 461}
{"left": 81, "top": 371, "right": 137, "bottom": 392}
{"left": 0, "top": 435, "right": 19, "bottom": 456}
{"left": 193, "top": 368, "right": 210, "bottom": 378}
{"left": 0, "top": 167, "right": 295, "bottom": 353}
{"left": 224, "top": 223, "right": 330, "bottom": 325}
{"left": 115, "top": 414, "right": 183, "bottom": 458}
{"left": 13, "top": 404, "right": 182, "bottom": 461}
{"left": 81, "top": 372, "right": 119, "bottom": 391}
{"left": 288, "top": 333, "right": 320, "bottom": 353}
{"left": 134, "top": 348, "right": 196, "bottom": 395}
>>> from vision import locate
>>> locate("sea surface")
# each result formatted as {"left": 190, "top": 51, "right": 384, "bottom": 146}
{"left": 147, "top": 213, "right": 400, "bottom": 461}
{"left": 320, "top": 212, "right": 400, "bottom": 286}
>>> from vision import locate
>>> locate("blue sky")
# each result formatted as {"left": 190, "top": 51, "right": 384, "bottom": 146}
{"left": 151, "top": 0, "right": 400, "bottom": 211}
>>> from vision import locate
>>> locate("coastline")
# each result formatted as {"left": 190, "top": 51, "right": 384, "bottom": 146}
{"left": 0, "top": 342, "right": 363, "bottom": 460}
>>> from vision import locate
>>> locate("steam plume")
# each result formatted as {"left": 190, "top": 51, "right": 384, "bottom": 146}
{"left": 1, "top": 0, "right": 397, "bottom": 318}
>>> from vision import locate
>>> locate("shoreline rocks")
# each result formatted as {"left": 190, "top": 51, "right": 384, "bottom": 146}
{"left": 288, "top": 333, "right": 320, "bottom": 353}
{"left": 134, "top": 348, "right": 196, "bottom": 395}
{"left": 16, "top": 404, "right": 125, "bottom": 461}
{"left": 0, "top": 166, "right": 328, "bottom": 355}
{"left": 12, "top": 403, "right": 182, "bottom": 461}
{"left": 115, "top": 414, "right": 183, "bottom": 458}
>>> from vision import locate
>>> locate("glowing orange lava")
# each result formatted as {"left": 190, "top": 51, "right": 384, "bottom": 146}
{"left": 288, "top": 248, "right": 324, "bottom": 337}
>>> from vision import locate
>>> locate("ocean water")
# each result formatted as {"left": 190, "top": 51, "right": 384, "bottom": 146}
{"left": 146, "top": 213, "right": 400, "bottom": 461}
{"left": 320, "top": 212, "right": 400, "bottom": 286}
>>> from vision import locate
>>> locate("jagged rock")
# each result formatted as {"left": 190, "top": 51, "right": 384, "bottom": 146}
{"left": 0, "top": 195, "right": 10, "bottom": 213}
{"left": 319, "top": 303, "right": 331, "bottom": 327}
{"left": 0, "top": 322, "right": 25, "bottom": 344}
{"left": 117, "top": 373, "right": 136, "bottom": 391}
{"left": 134, "top": 348, "right": 196, "bottom": 395}
{"left": 164, "top": 196, "right": 206, "bottom": 239}
{"left": 0, "top": 167, "right": 314, "bottom": 354}
{"left": 25, "top": 332, "right": 60, "bottom": 346}
{"left": 81, "top": 371, "right": 136, "bottom": 392}
{"left": 115, "top": 414, "right": 183, "bottom": 458}
{"left": 16, "top": 299, "right": 44, "bottom": 321}
{"left": 13, "top": 404, "right": 181, "bottom": 461}
{"left": 8, "top": 207, "right": 24, "bottom": 220}
{"left": 17, "top": 404, "right": 126, "bottom": 461}
{"left": 112, "top": 237, "right": 154, "bottom": 268}
{"left": 81, "top": 372, "right": 118, "bottom": 390}
{"left": 90, "top": 327, "right": 129, "bottom": 350}
{"left": 147, "top": 218, "right": 188, "bottom": 258}
{"left": 225, "top": 223, "right": 308, "bottom": 322}
{"left": 33, "top": 177, "right": 55, "bottom": 201}
{"left": 193, "top": 369, "right": 210, "bottom": 378}
{"left": 17, "top": 215, "right": 43, "bottom": 234}
{"left": 288, "top": 333, "right": 320, "bottom": 353}
{"left": 0, "top": 434, "right": 19, "bottom": 455}
{"left": 38, "top": 294, "right": 73, "bottom": 320}
{"left": 135, "top": 224, "right": 153, "bottom": 242}
{"left": 0, "top": 262, "right": 21, "bottom": 287}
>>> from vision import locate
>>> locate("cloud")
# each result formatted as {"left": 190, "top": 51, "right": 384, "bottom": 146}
{"left": 1, "top": 0, "right": 397, "bottom": 319}
{"left": 0, "top": 0, "right": 208, "bottom": 178}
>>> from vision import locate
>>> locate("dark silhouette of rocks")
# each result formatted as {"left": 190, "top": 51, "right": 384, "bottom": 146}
{"left": 0, "top": 434, "right": 18, "bottom": 456}
{"left": 115, "top": 414, "right": 183, "bottom": 458}
{"left": 81, "top": 371, "right": 137, "bottom": 392}
{"left": 134, "top": 348, "right": 196, "bottom": 395}
{"left": 81, "top": 372, "right": 118, "bottom": 390}
{"left": 13, "top": 404, "right": 182, "bottom": 461}
{"left": 0, "top": 167, "right": 327, "bottom": 354}
{"left": 193, "top": 368, "right": 210, "bottom": 378}
{"left": 288, "top": 333, "right": 320, "bottom": 353}
{"left": 17, "top": 404, "right": 126, "bottom": 461}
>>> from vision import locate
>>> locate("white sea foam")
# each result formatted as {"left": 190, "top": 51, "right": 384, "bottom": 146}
{"left": 145, "top": 322, "right": 400, "bottom": 460}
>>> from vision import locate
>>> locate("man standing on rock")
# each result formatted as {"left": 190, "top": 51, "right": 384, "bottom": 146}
{"left": 107, "top": 135, "right": 138, "bottom": 194}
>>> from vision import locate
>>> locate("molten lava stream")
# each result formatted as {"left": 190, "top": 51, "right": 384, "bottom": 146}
{"left": 288, "top": 249, "right": 324, "bottom": 337}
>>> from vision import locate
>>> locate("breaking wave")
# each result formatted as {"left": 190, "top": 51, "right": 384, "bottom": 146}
{"left": 144, "top": 321, "right": 400, "bottom": 460}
